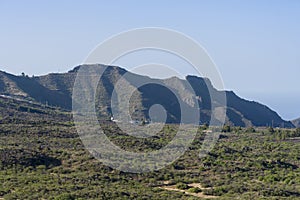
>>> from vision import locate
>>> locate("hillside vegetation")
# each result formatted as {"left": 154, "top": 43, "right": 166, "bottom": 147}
{"left": 0, "top": 97, "right": 299, "bottom": 199}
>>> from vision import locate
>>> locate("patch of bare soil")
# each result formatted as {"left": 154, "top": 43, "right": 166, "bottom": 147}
{"left": 158, "top": 182, "right": 218, "bottom": 199}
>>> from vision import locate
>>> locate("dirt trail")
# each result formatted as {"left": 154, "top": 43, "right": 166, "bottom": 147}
{"left": 159, "top": 182, "right": 217, "bottom": 199}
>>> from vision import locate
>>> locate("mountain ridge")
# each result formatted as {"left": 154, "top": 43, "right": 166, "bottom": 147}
{"left": 0, "top": 64, "right": 295, "bottom": 128}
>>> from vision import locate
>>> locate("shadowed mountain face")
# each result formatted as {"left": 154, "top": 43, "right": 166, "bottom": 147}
{"left": 0, "top": 64, "right": 294, "bottom": 128}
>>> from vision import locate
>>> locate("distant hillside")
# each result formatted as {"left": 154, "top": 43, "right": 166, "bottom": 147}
{"left": 0, "top": 65, "right": 295, "bottom": 127}
{"left": 0, "top": 94, "right": 70, "bottom": 124}
{"left": 292, "top": 118, "right": 300, "bottom": 128}
{"left": 0, "top": 70, "right": 72, "bottom": 109}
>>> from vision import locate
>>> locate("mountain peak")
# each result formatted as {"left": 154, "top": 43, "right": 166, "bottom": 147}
{"left": 68, "top": 64, "right": 128, "bottom": 73}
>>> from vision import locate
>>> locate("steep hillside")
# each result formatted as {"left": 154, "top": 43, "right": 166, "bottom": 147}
{"left": 0, "top": 71, "right": 72, "bottom": 109}
{"left": 226, "top": 91, "right": 293, "bottom": 127}
{"left": 0, "top": 95, "right": 70, "bottom": 124}
{"left": 0, "top": 65, "right": 294, "bottom": 127}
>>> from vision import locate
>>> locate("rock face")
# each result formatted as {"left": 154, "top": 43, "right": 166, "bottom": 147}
{"left": 0, "top": 64, "right": 295, "bottom": 127}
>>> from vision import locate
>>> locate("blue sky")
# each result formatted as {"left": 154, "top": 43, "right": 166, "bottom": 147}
{"left": 0, "top": 0, "right": 299, "bottom": 120}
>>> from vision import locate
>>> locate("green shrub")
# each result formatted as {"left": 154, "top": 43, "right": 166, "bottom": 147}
{"left": 187, "top": 187, "right": 202, "bottom": 193}
{"left": 176, "top": 182, "right": 189, "bottom": 190}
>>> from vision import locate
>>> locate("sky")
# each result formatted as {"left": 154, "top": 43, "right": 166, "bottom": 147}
{"left": 0, "top": 0, "right": 299, "bottom": 120}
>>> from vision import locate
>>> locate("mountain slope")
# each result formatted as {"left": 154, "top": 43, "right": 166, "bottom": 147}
{"left": 292, "top": 118, "right": 300, "bottom": 128}
{"left": 0, "top": 71, "right": 72, "bottom": 109}
{"left": 0, "top": 65, "right": 294, "bottom": 127}
{"left": 226, "top": 91, "right": 292, "bottom": 127}
{"left": 0, "top": 94, "right": 70, "bottom": 125}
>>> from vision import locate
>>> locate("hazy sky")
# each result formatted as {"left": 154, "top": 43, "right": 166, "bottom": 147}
{"left": 0, "top": 0, "right": 299, "bottom": 120}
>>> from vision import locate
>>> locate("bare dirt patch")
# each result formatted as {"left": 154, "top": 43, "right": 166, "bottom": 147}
{"left": 158, "top": 182, "right": 218, "bottom": 199}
